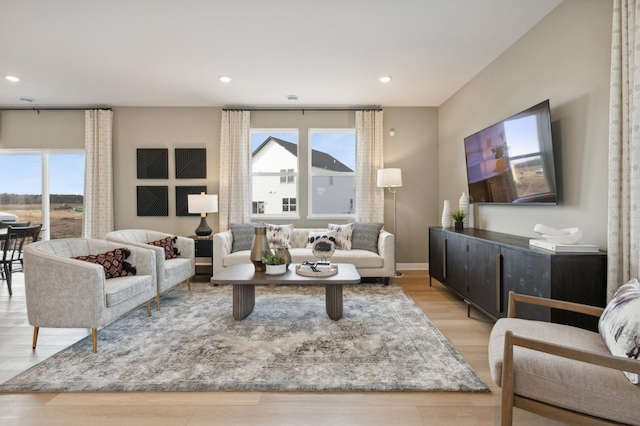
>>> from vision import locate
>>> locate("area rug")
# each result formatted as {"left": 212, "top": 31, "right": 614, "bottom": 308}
{"left": 0, "top": 283, "right": 488, "bottom": 392}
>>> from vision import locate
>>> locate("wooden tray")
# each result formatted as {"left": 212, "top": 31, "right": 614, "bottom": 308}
{"left": 295, "top": 264, "right": 338, "bottom": 277}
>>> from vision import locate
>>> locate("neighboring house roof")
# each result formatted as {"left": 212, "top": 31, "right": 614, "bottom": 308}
{"left": 253, "top": 137, "right": 353, "bottom": 172}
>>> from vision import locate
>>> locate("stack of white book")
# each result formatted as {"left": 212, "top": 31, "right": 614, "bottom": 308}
{"left": 529, "top": 239, "right": 599, "bottom": 252}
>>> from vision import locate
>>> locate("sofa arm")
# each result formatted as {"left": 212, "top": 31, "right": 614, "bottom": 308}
{"left": 377, "top": 230, "right": 395, "bottom": 277}
{"left": 213, "top": 230, "right": 233, "bottom": 276}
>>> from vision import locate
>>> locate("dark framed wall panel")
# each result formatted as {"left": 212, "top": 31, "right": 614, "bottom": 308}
{"left": 176, "top": 185, "right": 207, "bottom": 216}
{"left": 137, "top": 186, "right": 169, "bottom": 216}
{"left": 137, "top": 148, "right": 169, "bottom": 179}
{"left": 175, "top": 148, "right": 206, "bottom": 179}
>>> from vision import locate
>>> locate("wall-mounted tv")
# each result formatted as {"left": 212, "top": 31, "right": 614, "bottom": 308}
{"left": 463, "top": 100, "right": 558, "bottom": 205}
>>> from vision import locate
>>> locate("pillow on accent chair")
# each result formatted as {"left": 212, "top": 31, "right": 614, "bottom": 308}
{"left": 351, "top": 222, "right": 384, "bottom": 253}
{"left": 306, "top": 230, "right": 337, "bottom": 248}
{"left": 230, "top": 222, "right": 265, "bottom": 253}
{"left": 328, "top": 223, "right": 354, "bottom": 250}
{"left": 599, "top": 278, "right": 640, "bottom": 384}
{"left": 266, "top": 224, "right": 293, "bottom": 249}
{"left": 74, "top": 247, "right": 137, "bottom": 279}
{"left": 148, "top": 236, "right": 181, "bottom": 260}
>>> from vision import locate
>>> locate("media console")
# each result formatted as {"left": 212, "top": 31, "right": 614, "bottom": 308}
{"left": 428, "top": 227, "right": 607, "bottom": 331}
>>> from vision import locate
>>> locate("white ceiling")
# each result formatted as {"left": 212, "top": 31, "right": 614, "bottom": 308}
{"left": 0, "top": 0, "right": 562, "bottom": 108}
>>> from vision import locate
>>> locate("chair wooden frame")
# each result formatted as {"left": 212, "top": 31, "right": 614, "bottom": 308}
{"left": 0, "top": 230, "right": 13, "bottom": 295}
{"left": 501, "top": 291, "right": 640, "bottom": 426}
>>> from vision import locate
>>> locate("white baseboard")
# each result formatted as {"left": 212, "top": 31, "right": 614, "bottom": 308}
{"left": 397, "top": 263, "right": 428, "bottom": 271}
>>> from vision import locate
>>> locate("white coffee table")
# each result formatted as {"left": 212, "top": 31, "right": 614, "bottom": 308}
{"left": 210, "top": 263, "right": 361, "bottom": 320}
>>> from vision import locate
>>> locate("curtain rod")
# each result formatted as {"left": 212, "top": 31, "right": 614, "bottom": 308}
{"left": 0, "top": 107, "right": 112, "bottom": 112}
{"left": 222, "top": 107, "right": 381, "bottom": 112}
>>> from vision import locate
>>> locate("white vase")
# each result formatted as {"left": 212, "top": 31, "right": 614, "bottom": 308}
{"left": 266, "top": 264, "right": 287, "bottom": 275}
{"left": 459, "top": 192, "right": 469, "bottom": 227}
{"left": 441, "top": 200, "right": 452, "bottom": 228}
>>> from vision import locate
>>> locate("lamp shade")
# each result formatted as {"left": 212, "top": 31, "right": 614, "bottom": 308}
{"left": 188, "top": 194, "right": 218, "bottom": 214}
{"left": 377, "top": 168, "right": 402, "bottom": 187}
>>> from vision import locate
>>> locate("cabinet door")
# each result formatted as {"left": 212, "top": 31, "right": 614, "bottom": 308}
{"left": 428, "top": 228, "right": 445, "bottom": 284}
{"left": 445, "top": 233, "right": 468, "bottom": 297}
{"left": 466, "top": 239, "right": 501, "bottom": 319}
{"left": 501, "top": 247, "right": 550, "bottom": 322}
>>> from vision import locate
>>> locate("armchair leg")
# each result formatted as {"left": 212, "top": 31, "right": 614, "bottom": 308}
{"left": 32, "top": 327, "right": 39, "bottom": 349}
{"left": 146, "top": 300, "right": 152, "bottom": 317}
{"left": 156, "top": 294, "right": 161, "bottom": 311}
{"left": 91, "top": 328, "right": 98, "bottom": 353}
{"left": 187, "top": 277, "right": 191, "bottom": 291}
{"left": 501, "top": 331, "right": 515, "bottom": 425}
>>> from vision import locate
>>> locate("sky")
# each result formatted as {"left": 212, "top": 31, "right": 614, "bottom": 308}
{"left": 0, "top": 154, "right": 85, "bottom": 195}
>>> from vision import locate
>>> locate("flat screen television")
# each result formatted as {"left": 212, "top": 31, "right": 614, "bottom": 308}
{"left": 463, "top": 100, "right": 558, "bottom": 205}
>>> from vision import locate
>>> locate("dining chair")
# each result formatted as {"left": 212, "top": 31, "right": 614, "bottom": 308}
{"left": 0, "top": 229, "right": 14, "bottom": 295}
{"left": 8, "top": 224, "right": 42, "bottom": 274}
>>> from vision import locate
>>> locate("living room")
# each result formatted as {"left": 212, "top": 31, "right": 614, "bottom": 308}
{"left": 0, "top": 0, "right": 624, "bottom": 424}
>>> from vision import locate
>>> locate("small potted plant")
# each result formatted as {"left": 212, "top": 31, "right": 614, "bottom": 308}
{"left": 451, "top": 210, "right": 466, "bottom": 230}
{"left": 262, "top": 251, "right": 289, "bottom": 275}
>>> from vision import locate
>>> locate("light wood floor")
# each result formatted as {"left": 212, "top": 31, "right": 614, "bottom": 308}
{"left": 0, "top": 270, "right": 564, "bottom": 426}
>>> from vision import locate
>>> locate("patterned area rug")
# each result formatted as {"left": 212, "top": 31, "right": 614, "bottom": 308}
{"left": 0, "top": 283, "right": 488, "bottom": 392}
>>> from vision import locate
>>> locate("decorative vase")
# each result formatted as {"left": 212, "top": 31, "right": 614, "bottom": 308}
{"left": 441, "top": 200, "right": 452, "bottom": 228}
{"left": 274, "top": 246, "right": 292, "bottom": 268}
{"left": 250, "top": 226, "right": 271, "bottom": 272}
{"left": 459, "top": 192, "right": 469, "bottom": 227}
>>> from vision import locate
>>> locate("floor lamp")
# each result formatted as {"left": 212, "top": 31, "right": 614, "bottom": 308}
{"left": 377, "top": 168, "right": 403, "bottom": 278}
{"left": 188, "top": 193, "right": 218, "bottom": 237}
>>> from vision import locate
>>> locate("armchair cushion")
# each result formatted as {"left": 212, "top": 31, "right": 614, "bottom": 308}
{"left": 148, "top": 236, "right": 180, "bottom": 259}
{"left": 599, "top": 278, "right": 640, "bottom": 384}
{"left": 74, "top": 247, "right": 136, "bottom": 279}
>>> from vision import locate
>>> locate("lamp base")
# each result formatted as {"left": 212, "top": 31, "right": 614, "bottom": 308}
{"left": 194, "top": 217, "right": 212, "bottom": 236}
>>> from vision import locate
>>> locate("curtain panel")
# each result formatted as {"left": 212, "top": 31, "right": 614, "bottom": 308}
{"left": 83, "top": 109, "right": 114, "bottom": 239}
{"left": 607, "top": 0, "right": 640, "bottom": 300}
{"left": 355, "top": 110, "right": 385, "bottom": 223}
{"left": 219, "top": 110, "right": 251, "bottom": 231}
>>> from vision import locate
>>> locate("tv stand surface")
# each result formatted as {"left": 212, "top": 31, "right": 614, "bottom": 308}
{"left": 428, "top": 227, "right": 606, "bottom": 331}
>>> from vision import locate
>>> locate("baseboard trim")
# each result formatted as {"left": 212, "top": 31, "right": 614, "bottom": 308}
{"left": 397, "top": 263, "right": 428, "bottom": 271}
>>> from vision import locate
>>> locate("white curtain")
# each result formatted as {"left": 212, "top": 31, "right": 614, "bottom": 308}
{"left": 219, "top": 110, "right": 251, "bottom": 231}
{"left": 83, "top": 109, "right": 114, "bottom": 239}
{"left": 607, "top": 0, "right": 640, "bottom": 300}
{"left": 355, "top": 110, "right": 385, "bottom": 222}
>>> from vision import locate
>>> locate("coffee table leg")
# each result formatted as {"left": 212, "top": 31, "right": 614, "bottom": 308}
{"left": 325, "top": 284, "right": 343, "bottom": 320}
{"left": 233, "top": 284, "right": 255, "bottom": 320}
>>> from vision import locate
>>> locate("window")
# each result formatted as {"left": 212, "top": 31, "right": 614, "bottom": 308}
{"left": 250, "top": 129, "right": 298, "bottom": 217}
{"left": 308, "top": 129, "right": 356, "bottom": 217}
{"left": 0, "top": 150, "right": 85, "bottom": 240}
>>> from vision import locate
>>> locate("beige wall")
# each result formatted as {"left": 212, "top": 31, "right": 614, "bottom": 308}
{"left": 438, "top": 0, "right": 612, "bottom": 249}
{"left": 0, "top": 110, "right": 84, "bottom": 149}
{"left": 112, "top": 107, "right": 221, "bottom": 237}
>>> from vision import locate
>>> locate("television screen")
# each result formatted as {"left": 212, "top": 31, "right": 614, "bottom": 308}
{"left": 463, "top": 100, "right": 558, "bottom": 205}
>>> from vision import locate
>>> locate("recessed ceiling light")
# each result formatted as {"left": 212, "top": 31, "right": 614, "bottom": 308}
{"left": 379, "top": 76, "right": 392, "bottom": 83}
{"left": 287, "top": 95, "right": 298, "bottom": 101}
{"left": 219, "top": 76, "right": 232, "bottom": 83}
{"left": 5, "top": 75, "right": 20, "bottom": 82}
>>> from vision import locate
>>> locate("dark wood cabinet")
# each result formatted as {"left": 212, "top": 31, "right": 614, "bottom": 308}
{"left": 428, "top": 227, "right": 607, "bottom": 331}
{"left": 190, "top": 235, "right": 213, "bottom": 279}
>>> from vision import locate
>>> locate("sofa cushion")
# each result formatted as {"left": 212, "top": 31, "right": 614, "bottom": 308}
{"left": 266, "top": 224, "right": 293, "bottom": 249}
{"left": 104, "top": 275, "right": 151, "bottom": 307}
{"left": 489, "top": 317, "right": 640, "bottom": 425}
{"left": 351, "top": 222, "right": 383, "bottom": 253}
{"left": 329, "top": 223, "right": 353, "bottom": 250}
{"left": 229, "top": 222, "right": 265, "bottom": 253}
{"left": 599, "top": 278, "right": 640, "bottom": 384}
{"left": 306, "top": 229, "right": 337, "bottom": 248}
{"left": 74, "top": 248, "right": 136, "bottom": 279}
{"left": 149, "top": 236, "right": 180, "bottom": 259}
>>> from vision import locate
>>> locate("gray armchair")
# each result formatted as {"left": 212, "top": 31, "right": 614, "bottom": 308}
{"left": 105, "top": 229, "right": 195, "bottom": 310}
{"left": 24, "top": 239, "right": 157, "bottom": 352}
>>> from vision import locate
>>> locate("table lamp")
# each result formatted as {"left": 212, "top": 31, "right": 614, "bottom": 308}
{"left": 188, "top": 193, "right": 218, "bottom": 237}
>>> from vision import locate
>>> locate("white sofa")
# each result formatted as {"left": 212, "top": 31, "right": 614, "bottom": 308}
{"left": 213, "top": 227, "right": 395, "bottom": 283}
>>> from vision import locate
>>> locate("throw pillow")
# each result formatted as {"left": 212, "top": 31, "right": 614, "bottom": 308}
{"left": 599, "top": 278, "right": 640, "bottom": 384}
{"left": 74, "top": 247, "right": 136, "bottom": 279}
{"left": 148, "top": 236, "right": 181, "bottom": 260}
{"left": 351, "top": 222, "right": 383, "bottom": 253}
{"left": 230, "top": 222, "right": 265, "bottom": 253}
{"left": 266, "top": 224, "right": 293, "bottom": 249}
{"left": 306, "top": 230, "right": 338, "bottom": 248}
{"left": 328, "top": 223, "right": 354, "bottom": 250}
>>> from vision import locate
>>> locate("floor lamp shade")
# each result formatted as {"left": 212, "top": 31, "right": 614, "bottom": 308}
{"left": 376, "top": 168, "right": 403, "bottom": 278}
{"left": 188, "top": 193, "right": 218, "bottom": 236}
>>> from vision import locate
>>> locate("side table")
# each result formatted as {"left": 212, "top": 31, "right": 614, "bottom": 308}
{"left": 189, "top": 235, "right": 213, "bottom": 280}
